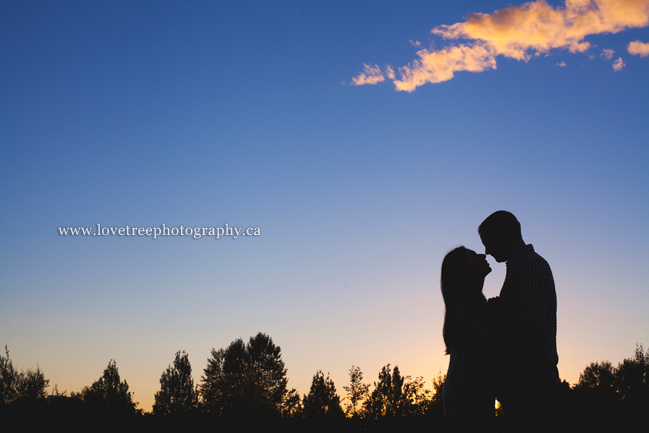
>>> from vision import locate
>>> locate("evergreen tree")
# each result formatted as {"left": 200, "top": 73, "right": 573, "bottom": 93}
{"left": 302, "top": 370, "right": 343, "bottom": 418}
{"left": 246, "top": 332, "right": 289, "bottom": 411}
{"left": 153, "top": 350, "right": 197, "bottom": 415}
{"left": 79, "top": 359, "right": 137, "bottom": 412}
{"left": 200, "top": 332, "right": 296, "bottom": 416}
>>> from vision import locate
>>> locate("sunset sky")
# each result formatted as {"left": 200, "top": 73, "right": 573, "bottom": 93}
{"left": 1, "top": 0, "right": 648, "bottom": 412}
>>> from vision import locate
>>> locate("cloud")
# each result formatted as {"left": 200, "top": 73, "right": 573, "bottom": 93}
{"left": 612, "top": 57, "right": 626, "bottom": 70}
{"left": 432, "top": 0, "right": 649, "bottom": 59}
{"left": 351, "top": 64, "right": 385, "bottom": 86}
{"left": 394, "top": 43, "right": 497, "bottom": 91}
{"left": 353, "top": 0, "right": 649, "bottom": 91}
{"left": 556, "top": 61, "right": 567, "bottom": 66}
{"left": 409, "top": 40, "right": 422, "bottom": 47}
{"left": 628, "top": 39, "right": 649, "bottom": 56}
{"left": 602, "top": 48, "right": 615, "bottom": 59}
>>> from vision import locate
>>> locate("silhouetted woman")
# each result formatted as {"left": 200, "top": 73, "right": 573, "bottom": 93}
{"left": 441, "top": 246, "right": 495, "bottom": 431}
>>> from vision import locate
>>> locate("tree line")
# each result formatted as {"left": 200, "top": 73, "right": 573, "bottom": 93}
{"left": 2, "top": 334, "right": 648, "bottom": 432}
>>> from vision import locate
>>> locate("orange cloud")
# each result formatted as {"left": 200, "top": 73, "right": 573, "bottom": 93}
{"left": 351, "top": 64, "right": 385, "bottom": 86}
{"left": 394, "top": 43, "right": 497, "bottom": 92}
{"left": 353, "top": 0, "right": 649, "bottom": 91}
{"left": 628, "top": 40, "right": 649, "bottom": 56}
{"left": 602, "top": 48, "right": 615, "bottom": 59}
{"left": 433, "top": 0, "right": 649, "bottom": 59}
{"left": 556, "top": 61, "right": 567, "bottom": 66}
{"left": 612, "top": 57, "right": 626, "bottom": 70}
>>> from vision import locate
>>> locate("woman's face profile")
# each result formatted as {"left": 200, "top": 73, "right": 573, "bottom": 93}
{"left": 465, "top": 248, "right": 492, "bottom": 278}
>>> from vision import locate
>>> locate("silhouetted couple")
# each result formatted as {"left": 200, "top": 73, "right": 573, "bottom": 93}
{"left": 441, "top": 211, "right": 559, "bottom": 432}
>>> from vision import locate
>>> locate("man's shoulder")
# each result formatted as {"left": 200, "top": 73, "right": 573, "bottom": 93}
{"left": 510, "top": 245, "right": 554, "bottom": 281}
{"left": 516, "top": 245, "right": 550, "bottom": 266}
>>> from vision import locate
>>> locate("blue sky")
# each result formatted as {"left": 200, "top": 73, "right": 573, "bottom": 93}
{"left": 1, "top": 0, "right": 648, "bottom": 411}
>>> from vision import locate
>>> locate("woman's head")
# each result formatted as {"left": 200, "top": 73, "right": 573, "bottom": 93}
{"left": 441, "top": 246, "right": 491, "bottom": 304}
{"left": 441, "top": 246, "right": 472, "bottom": 307}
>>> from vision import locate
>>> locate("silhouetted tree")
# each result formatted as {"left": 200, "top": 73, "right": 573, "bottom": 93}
{"left": 201, "top": 338, "right": 243, "bottom": 412}
{"left": 423, "top": 371, "right": 445, "bottom": 417}
{"left": 302, "top": 370, "right": 343, "bottom": 418}
{"left": 343, "top": 365, "right": 369, "bottom": 417}
{"left": 0, "top": 346, "right": 49, "bottom": 404}
{"left": 1, "top": 346, "right": 20, "bottom": 404}
{"left": 571, "top": 346, "right": 649, "bottom": 429}
{"left": 430, "top": 371, "right": 445, "bottom": 406}
{"left": 574, "top": 357, "right": 619, "bottom": 422}
{"left": 246, "top": 332, "right": 291, "bottom": 413}
{"left": 363, "top": 364, "right": 429, "bottom": 419}
{"left": 77, "top": 359, "right": 137, "bottom": 413}
{"left": 364, "top": 364, "right": 397, "bottom": 419}
{"left": 153, "top": 350, "right": 197, "bottom": 415}
{"left": 402, "top": 375, "right": 430, "bottom": 416}
{"left": 576, "top": 360, "right": 616, "bottom": 392}
{"left": 200, "top": 333, "right": 296, "bottom": 417}
{"left": 17, "top": 367, "right": 49, "bottom": 401}
{"left": 281, "top": 388, "right": 302, "bottom": 418}
{"left": 615, "top": 344, "right": 648, "bottom": 403}
{"left": 574, "top": 345, "right": 649, "bottom": 405}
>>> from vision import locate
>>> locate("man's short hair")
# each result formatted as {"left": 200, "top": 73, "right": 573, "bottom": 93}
{"left": 479, "top": 210, "right": 522, "bottom": 238}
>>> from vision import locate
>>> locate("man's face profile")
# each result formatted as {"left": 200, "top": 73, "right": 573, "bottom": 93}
{"left": 479, "top": 230, "right": 508, "bottom": 263}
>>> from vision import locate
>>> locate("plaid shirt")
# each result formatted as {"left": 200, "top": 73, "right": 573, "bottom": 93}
{"left": 493, "top": 244, "right": 559, "bottom": 383}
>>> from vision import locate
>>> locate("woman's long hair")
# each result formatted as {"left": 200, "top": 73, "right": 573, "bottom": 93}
{"left": 441, "top": 246, "right": 475, "bottom": 353}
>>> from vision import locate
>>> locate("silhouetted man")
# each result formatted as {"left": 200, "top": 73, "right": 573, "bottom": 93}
{"left": 479, "top": 211, "right": 559, "bottom": 432}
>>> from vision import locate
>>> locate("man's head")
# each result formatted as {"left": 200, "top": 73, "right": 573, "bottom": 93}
{"left": 478, "top": 210, "right": 525, "bottom": 262}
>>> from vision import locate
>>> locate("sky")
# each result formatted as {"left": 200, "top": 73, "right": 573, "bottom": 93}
{"left": 1, "top": 0, "right": 648, "bottom": 412}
